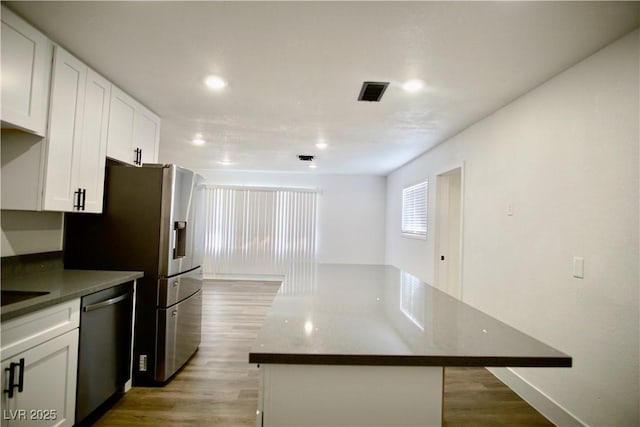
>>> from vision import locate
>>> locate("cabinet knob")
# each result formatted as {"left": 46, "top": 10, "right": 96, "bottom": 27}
{"left": 173, "top": 281, "right": 179, "bottom": 288}
{"left": 171, "top": 310, "right": 178, "bottom": 317}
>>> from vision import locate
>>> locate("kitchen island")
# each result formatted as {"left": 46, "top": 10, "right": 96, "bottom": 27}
{"left": 249, "top": 264, "right": 571, "bottom": 427}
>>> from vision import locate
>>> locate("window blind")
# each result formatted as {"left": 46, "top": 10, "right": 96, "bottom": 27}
{"left": 401, "top": 181, "right": 428, "bottom": 238}
{"left": 202, "top": 186, "right": 318, "bottom": 278}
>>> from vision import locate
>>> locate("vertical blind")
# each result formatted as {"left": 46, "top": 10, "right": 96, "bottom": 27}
{"left": 202, "top": 186, "right": 318, "bottom": 277}
{"left": 401, "top": 180, "right": 428, "bottom": 238}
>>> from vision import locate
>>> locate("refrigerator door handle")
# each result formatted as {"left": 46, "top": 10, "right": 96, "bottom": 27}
{"left": 173, "top": 221, "right": 187, "bottom": 259}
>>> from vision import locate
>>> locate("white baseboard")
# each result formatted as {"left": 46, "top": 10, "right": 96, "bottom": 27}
{"left": 488, "top": 367, "right": 585, "bottom": 426}
{"left": 203, "top": 273, "right": 284, "bottom": 283}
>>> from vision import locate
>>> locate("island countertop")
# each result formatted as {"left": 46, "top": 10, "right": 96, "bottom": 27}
{"left": 249, "top": 264, "right": 571, "bottom": 367}
{"left": 1, "top": 269, "right": 143, "bottom": 321}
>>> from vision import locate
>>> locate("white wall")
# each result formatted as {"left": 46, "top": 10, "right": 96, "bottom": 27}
{"left": 386, "top": 30, "right": 639, "bottom": 426}
{"left": 196, "top": 170, "right": 387, "bottom": 265}
{"left": 1, "top": 210, "right": 64, "bottom": 256}
{"left": 1, "top": 130, "right": 65, "bottom": 257}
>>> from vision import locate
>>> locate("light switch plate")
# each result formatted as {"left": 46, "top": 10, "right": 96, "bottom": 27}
{"left": 573, "top": 257, "right": 584, "bottom": 279}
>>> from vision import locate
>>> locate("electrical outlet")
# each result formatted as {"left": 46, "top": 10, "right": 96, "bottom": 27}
{"left": 139, "top": 354, "right": 148, "bottom": 371}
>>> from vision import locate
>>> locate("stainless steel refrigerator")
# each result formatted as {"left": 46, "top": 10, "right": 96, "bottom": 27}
{"left": 64, "top": 163, "right": 205, "bottom": 385}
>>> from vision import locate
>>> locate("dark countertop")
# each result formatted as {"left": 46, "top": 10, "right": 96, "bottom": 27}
{"left": 1, "top": 269, "right": 143, "bottom": 321}
{"left": 249, "top": 264, "right": 572, "bottom": 368}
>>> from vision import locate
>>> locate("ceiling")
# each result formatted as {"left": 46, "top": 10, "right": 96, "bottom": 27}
{"left": 6, "top": 1, "right": 640, "bottom": 175}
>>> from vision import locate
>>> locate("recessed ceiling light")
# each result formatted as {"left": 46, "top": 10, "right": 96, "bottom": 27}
{"left": 315, "top": 141, "right": 328, "bottom": 150}
{"left": 204, "top": 75, "right": 226, "bottom": 90}
{"left": 218, "top": 159, "right": 233, "bottom": 166}
{"left": 309, "top": 164, "right": 317, "bottom": 169}
{"left": 192, "top": 135, "right": 206, "bottom": 146}
{"left": 402, "top": 79, "right": 424, "bottom": 93}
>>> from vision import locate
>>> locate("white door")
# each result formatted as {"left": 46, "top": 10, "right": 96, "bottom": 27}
{"left": 435, "top": 167, "right": 463, "bottom": 298}
{"left": 106, "top": 86, "right": 136, "bottom": 165}
{"left": 77, "top": 69, "right": 111, "bottom": 213}
{"left": 1, "top": 329, "right": 79, "bottom": 427}
{"left": 42, "top": 46, "right": 86, "bottom": 212}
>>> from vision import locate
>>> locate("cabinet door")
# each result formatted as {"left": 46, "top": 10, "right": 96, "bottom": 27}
{"left": 42, "top": 46, "right": 86, "bottom": 212}
{"left": 1, "top": 329, "right": 79, "bottom": 427}
{"left": 0, "top": 5, "right": 52, "bottom": 136}
{"left": 106, "top": 86, "right": 136, "bottom": 165}
{"left": 77, "top": 70, "right": 111, "bottom": 213}
{"left": 133, "top": 107, "right": 160, "bottom": 165}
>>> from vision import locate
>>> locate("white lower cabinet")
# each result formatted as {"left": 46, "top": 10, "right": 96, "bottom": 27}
{"left": 257, "top": 364, "right": 444, "bottom": 427}
{"left": 1, "top": 299, "right": 80, "bottom": 427}
{"left": 1, "top": 330, "right": 79, "bottom": 427}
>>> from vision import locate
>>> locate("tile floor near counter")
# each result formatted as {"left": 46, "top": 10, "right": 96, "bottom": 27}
{"left": 93, "top": 280, "right": 552, "bottom": 426}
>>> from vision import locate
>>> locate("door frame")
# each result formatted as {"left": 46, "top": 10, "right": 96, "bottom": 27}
{"left": 433, "top": 161, "right": 465, "bottom": 299}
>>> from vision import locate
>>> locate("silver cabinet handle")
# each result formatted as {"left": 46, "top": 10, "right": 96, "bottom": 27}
{"left": 171, "top": 310, "right": 178, "bottom": 317}
{"left": 172, "top": 281, "right": 179, "bottom": 288}
{"left": 83, "top": 293, "right": 130, "bottom": 312}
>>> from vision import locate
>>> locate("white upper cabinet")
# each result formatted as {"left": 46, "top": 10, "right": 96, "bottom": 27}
{"left": 106, "top": 86, "right": 136, "bottom": 164}
{"left": 133, "top": 107, "right": 160, "bottom": 165}
{"left": 42, "top": 46, "right": 110, "bottom": 213}
{"left": 42, "top": 46, "right": 86, "bottom": 212}
{"left": 107, "top": 86, "right": 160, "bottom": 166}
{"left": 0, "top": 9, "right": 159, "bottom": 212}
{"left": 78, "top": 70, "right": 111, "bottom": 213}
{"left": 0, "top": 5, "right": 52, "bottom": 136}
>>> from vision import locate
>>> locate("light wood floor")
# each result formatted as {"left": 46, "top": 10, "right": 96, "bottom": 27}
{"left": 93, "top": 281, "right": 553, "bottom": 427}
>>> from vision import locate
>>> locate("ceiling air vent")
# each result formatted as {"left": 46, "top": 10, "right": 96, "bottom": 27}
{"left": 358, "top": 81, "right": 389, "bottom": 102}
{"left": 298, "top": 155, "right": 315, "bottom": 161}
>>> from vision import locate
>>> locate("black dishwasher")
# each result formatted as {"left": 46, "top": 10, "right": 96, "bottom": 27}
{"left": 76, "top": 282, "right": 134, "bottom": 424}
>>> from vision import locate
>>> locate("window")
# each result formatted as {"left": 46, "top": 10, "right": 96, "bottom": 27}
{"left": 202, "top": 186, "right": 318, "bottom": 278}
{"left": 402, "top": 180, "right": 428, "bottom": 238}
